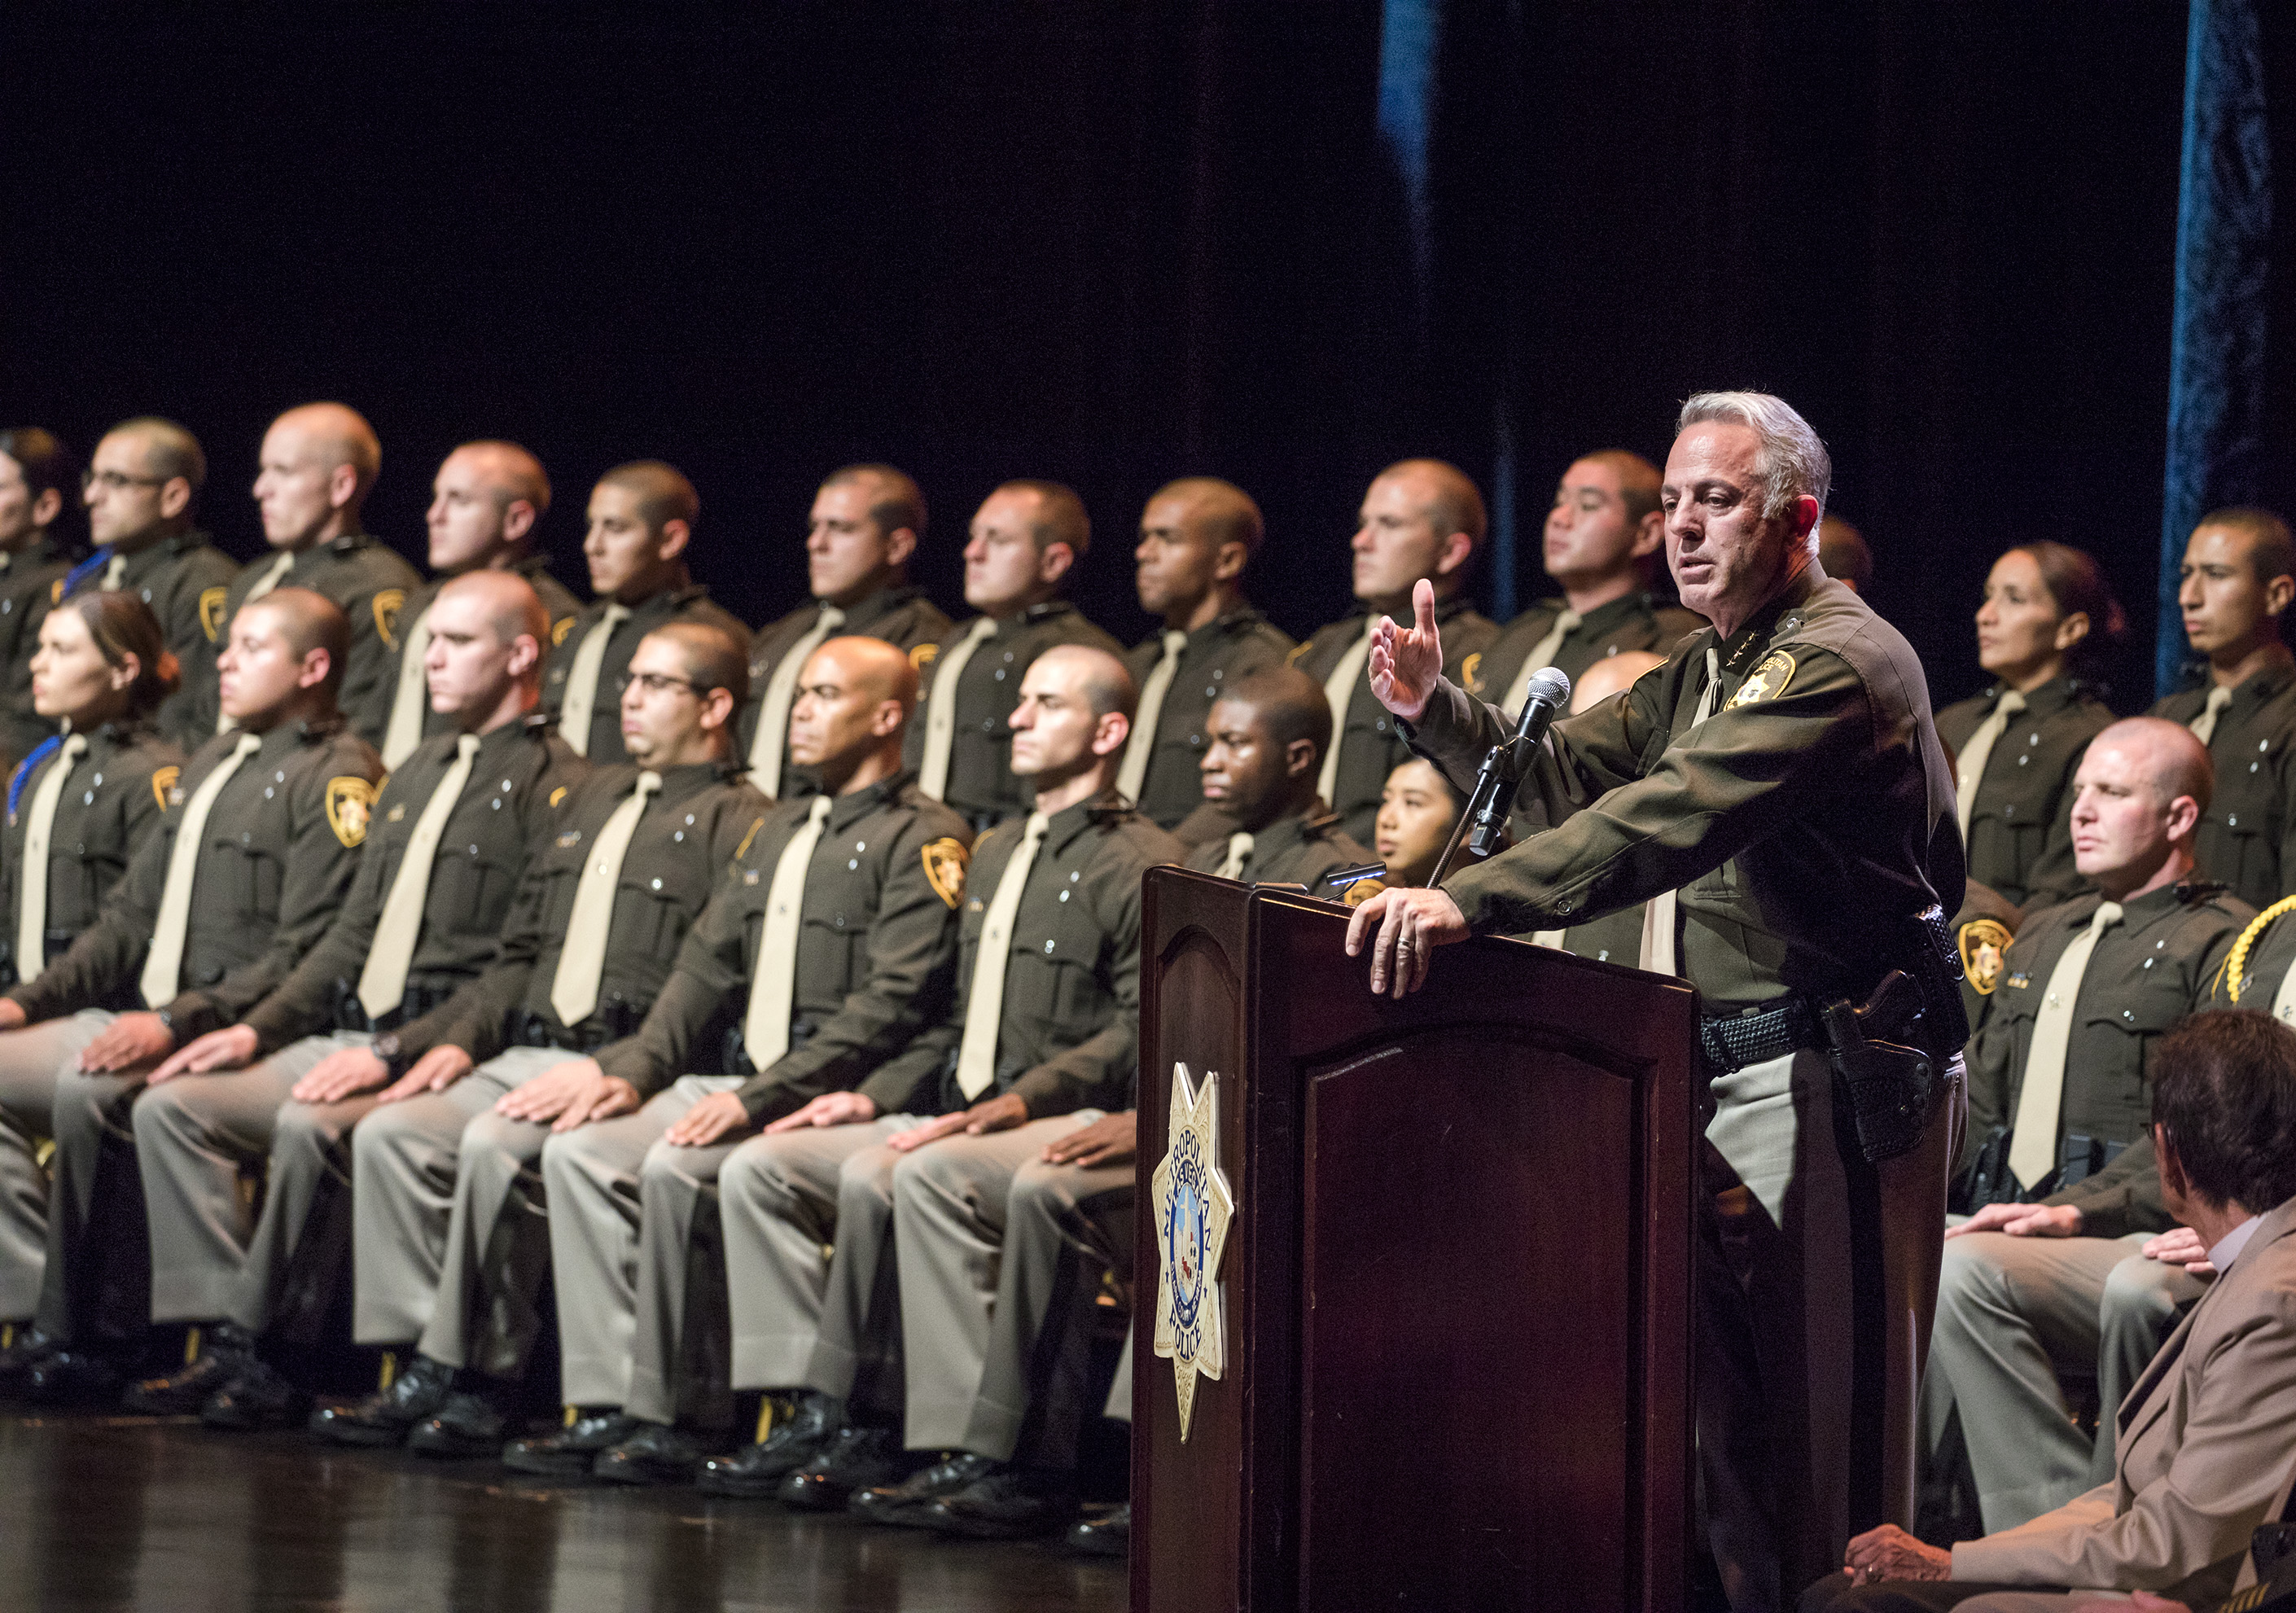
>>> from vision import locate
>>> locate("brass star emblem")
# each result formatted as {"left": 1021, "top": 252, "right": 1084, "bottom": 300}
{"left": 1152, "top": 1063, "right": 1235, "bottom": 1441}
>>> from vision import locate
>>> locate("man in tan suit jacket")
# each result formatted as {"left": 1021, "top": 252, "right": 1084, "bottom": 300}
{"left": 1804, "top": 1009, "right": 2296, "bottom": 1613}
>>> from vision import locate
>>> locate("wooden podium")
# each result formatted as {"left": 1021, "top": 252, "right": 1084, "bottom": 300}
{"left": 1130, "top": 869, "right": 1701, "bottom": 1613}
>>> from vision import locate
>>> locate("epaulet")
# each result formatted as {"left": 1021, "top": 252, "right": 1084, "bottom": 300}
{"left": 2225, "top": 896, "right": 2296, "bottom": 1004}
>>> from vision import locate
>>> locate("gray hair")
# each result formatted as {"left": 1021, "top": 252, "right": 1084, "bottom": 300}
{"left": 1676, "top": 391, "right": 1832, "bottom": 524}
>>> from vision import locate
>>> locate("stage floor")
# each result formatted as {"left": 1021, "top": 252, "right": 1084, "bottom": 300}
{"left": 0, "top": 1409, "right": 1128, "bottom": 1611}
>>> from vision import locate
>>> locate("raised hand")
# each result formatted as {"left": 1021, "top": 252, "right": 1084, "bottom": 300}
{"left": 1367, "top": 577, "right": 1445, "bottom": 723}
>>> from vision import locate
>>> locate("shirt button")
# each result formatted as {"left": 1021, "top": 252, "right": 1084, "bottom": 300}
{"left": 982, "top": 721, "right": 996, "bottom": 732}
{"left": 2017, "top": 754, "right": 2030, "bottom": 766}
{"left": 848, "top": 858, "right": 859, "bottom": 870}
{"left": 276, "top": 771, "right": 286, "bottom": 782}
{"left": 92, "top": 774, "right": 103, "bottom": 787}
{"left": 1058, "top": 890, "right": 1070, "bottom": 902}
{"left": 2230, "top": 815, "right": 2241, "bottom": 826}
{"left": 2123, "top": 1010, "right": 2135, "bottom": 1021}
{"left": 1189, "top": 734, "right": 1202, "bottom": 747}
{"left": 673, "top": 831, "right": 685, "bottom": 841}
{"left": 856, "top": 842, "right": 867, "bottom": 852}
{"left": 994, "top": 668, "right": 1006, "bottom": 681}
{"left": 264, "top": 787, "right": 274, "bottom": 799}
{"left": 686, "top": 814, "right": 695, "bottom": 826}
{"left": 2144, "top": 958, "right": 2155, "bottom": 968}
{"left": 2028, "top": 734, "right": 2040, "bottom": 746}
{"left": 491, "top": 798, "right": 502, "bottom": 809}
{"left": 1045, "top": 939, "right": 1055, "bottom": 953}
{"left": 1069, "top": 870, "right": 1080, "bottom": 881}
{"left": 82, "top": 791, "right": 94, "bottom": 805}
{"left": 651, "top": 878, "right": 663, "bottom": 891}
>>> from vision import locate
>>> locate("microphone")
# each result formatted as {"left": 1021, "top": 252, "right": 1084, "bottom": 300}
{"left": 1431, "top": 666, "right": 1572, "bottom": 879}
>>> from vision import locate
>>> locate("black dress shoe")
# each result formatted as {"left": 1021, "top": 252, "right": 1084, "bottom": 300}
{"left": 0, "top": 1326, "right": 62, "bottom": 1392}
{"left": 405, "top": 1392, "right": 506, "bottom": 1458}
{"left": 775, "top": 1426, "right": 909, "bottom": 1511}
{"left": 848, "top": 1451, "right": 1001, "bottom": 1529}
{"left": 695, "top": 1392, "right": 843, "bottom": 1497}
{"left": 310, "top": 1353, "right": 455, "bottom": 1447}
{"left": 924, "top": 1467, "right": 1082, "bottom": 1539}
{"left": 201, "top": 1360, "right": 311, "bottom": 1430}
{"left": 23, "top": 1349, "right": 123, "bottom": 1406}
{"left": 1063, "top": 1503, "right": 1129, "bottom": 1558}
{"left": 502, "top": 1412, "right": 645, "bottom": 1477}
{"left": 592, "top": 1422, "right": 707, "bottom": 1487}
{"left": 124, "top": 1324, "right": 257, "bottom": 1416}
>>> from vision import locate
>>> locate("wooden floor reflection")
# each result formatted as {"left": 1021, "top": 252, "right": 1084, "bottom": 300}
{"left": 0, "top": 1410, "right": 1127, "bottom": 1612}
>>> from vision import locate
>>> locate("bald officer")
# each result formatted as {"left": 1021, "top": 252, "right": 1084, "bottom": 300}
{"left": 378, "top": 442, "right": 581, "bottom": 769}
{"left": 1350, "top": 393, "right": 1966, "bottom": 1611}
{"left": 510, "top": 638, "right": 969, "bottom": 1482}
{"left": 191, "top": 404, "right": 422, "bottom": 748}
{"left": 903, "top": 480, "right": 1122, "bottom": 832}
{"left": 121, "top": 573, "right": 585, "bottom": 1427}
{"left": 72, "top": 417, "right": 240, "bottom": 751}
{"left": 740, "top": 464, "right": 950, "bottom": 798}
{"left": 0, "top": 590, "right": 380, "bottom": 1401}
{"left": 544, "top": 462, "right": 751, "bottom": 765}
{"left": 1290, "top": 459, "right": 1499, "bottom": 846}
{"left": 311, "top": 621, "right": 765, "bottom": 1453}
{"left": 1478, "top": 450, "right": 1703, "bottom": 705}
{"left": 695, "top": 647, "right": 1179, "bottom": 1509}
{"left": 1120, "top": 478, "right": 1295, "bottom": 841}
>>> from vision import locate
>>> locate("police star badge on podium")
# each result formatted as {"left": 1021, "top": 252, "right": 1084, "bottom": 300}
{"left": 1152, "top": 1062, "right": 1234, "bottom": 1442}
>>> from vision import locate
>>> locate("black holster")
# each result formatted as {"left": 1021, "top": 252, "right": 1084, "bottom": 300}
{"left": 1819, "top": 902, "right": 1968, "bottom": 1165}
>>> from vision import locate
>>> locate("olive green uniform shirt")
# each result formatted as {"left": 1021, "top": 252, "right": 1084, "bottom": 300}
{"left": 1479, "top": 591, "right": 1706, "bottom": 703}
{"left": 389, "top": 556, "right": 584, "bottom": 750}
{"left": 82, "top": 529, "right": 240, "bottom": 752}
{"left": 2150, "top": 661, "right": 2296, "bottom": 913}
{"left": 541, "top": 578, "right": 752, "bottom": 765}
{"left": 0, "top": 722, "right": 184, "bottom": 988}
{"left": 1963, "top": 882, "right": 2250, "bottom": 1177}
{"left": 594, "top": 771, "right": 971, "bottom": 1120}
{"left": 1179, "top": 802, "right": 1369, "bottom": 888}
{"left": 5, "top": 717, "right": 383, "bottom": 1039}
{"left": 1293, "top": 595, "right": 1499, "bottom": 846}
{"left": 0, "top": 538, "right": 72, "bottom": 771}
{"left": 401, "top": 759, "right": 768, "bottom": 1064}
{"left": 737, "top": 583, "right": 952, "bottom": 773}
{"left": 1122, "top": 606, "right": 1296, "bottom": 836}
{"left": 1404, "top": 567, "right": 1961, "bottom": 1012}
{"left": 239, "top": 715, "right": 587, "bottom": 1056}
{"left": 1936, "top": 675, "right": 2114, "bottom": 911}
{"left": 862, "top": 792, "right": 1183, "bottom": 1120}
{"left": 899, "top": 599, "right": 1124, "bottom": 831}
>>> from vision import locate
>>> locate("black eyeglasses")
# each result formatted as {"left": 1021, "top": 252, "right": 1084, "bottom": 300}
{"left": 81, "top": 468, "right": 169, "bottom": 493}
{"left": 616, "top": 671, "right": 716, "bottom": 699}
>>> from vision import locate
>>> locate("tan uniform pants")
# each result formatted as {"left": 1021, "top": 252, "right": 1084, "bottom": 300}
{"left": 132, "top": 1031, "right": 378, "bottom": 1330}
{"left": 0, "top": 1010, "right": 131, "bottom": 1334}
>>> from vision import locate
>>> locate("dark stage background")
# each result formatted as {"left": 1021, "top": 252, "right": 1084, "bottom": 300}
{"left": 7, "top": 2, "right": 2296, "bottom": 714}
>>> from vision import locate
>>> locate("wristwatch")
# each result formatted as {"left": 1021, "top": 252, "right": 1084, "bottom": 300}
{"left": 370, "top": 1032, "right": 411, "bottom": 1081}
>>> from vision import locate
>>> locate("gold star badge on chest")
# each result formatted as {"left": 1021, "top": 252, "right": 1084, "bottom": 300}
{"left": 1152, "top": 1062, "right": 1235, "bottom": 1441}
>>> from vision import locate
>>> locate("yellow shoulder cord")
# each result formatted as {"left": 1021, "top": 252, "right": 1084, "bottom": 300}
{"left": 2224, "top": 896, "right": 2296, "bottom": 1003}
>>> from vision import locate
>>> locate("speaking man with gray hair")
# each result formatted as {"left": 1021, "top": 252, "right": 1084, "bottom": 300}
{"left": 1347, "top": 392, "right": 1969, "bottom": 1611}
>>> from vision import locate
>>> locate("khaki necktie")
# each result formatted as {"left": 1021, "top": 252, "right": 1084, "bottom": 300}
{"left": 549, "top": 770, "right": 662, "bottom": 1028}
{"left": 1116, "top": 630, "right": 1190, "bottom": 804}
{"left": 357, "top": 733, "right": 480, "bottom": 1019}
{"left": 953, "top": 810, "right": 1049, "bottom": 1099}
{"left": 141, "top": 732, "right": 263, "bottom": 1008}
{"left": 1216, "top": 831, "right": 1253, "bottom": 881}
{"left": 1504, "top": 609, "right": 1582, "bottom": 715}
{"left": 2189, "top": 683, "right": 2234, "bottom": 747}
{"left": 101, "top": 554, "right": 128, "bottom": 591}
{"left": 1315, "top": 620, "right": 1376, "bottom": 809}
{"left": 1954, "top": 688, "right": 2027, "bottom": 839}
{"left": 745, "top": 795, "right": 835, "bottom": 1068}
{"left": 379, "top": 602, "right": 436, "bottom": 771}
{"left": 217, "top": 554, "right": 300, "bottom": 732}
{"left": 558, "top": 603, "right": 633, "bottom": 758}
{"left": 1638, "top": 648, "right": 1724, "bottom": 976}
{"left": 15, "top": 734, "right": 88, "bottom": 981}
{"left": 919, "top": 617, "right": 998, "bottom": 802}
{"left": 2008, "top": 901, "right": 2124, "bottom": 1189}
{"left": 747, "top": 605, "right": 845, "bottom": 797}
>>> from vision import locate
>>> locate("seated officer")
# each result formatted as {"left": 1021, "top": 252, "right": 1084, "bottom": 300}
{"left": 741, "top": 464, "right": 949, "bottom": 798}
{"left": 379, "top": 442, "right": 580, "bottom": 769}
{"left": 72, "top": 417, "right": 239, "bottom": 752}
{"left": 1816, "top": 1010, "right": 2296, "bottom": 1613}
{"left": 695, "top": 647, "right": 1179, "bottom": 1507}
{"left": 1373, "top": 756, "right": 1461, "bottom": 889}
{"left": 1187, "top": 665, "right": 1370, "bottom": 886}
{"left": 508, "top": 638, "right": 968, "bottom": 1482}
{"left": 905, "top": 481, "right": 1123, "bottom": 831}
{"left": 196, "top": 404, "right": 422, "bottom": 748}
{"left": 0, "top": 594, "right": 184, "bottom": 1368}
{"left": 545, "top": 462, "right": 751, "bottom": 764}
{"left": 0, "top": 589, "right": 380, "bottom": 1400}
{"left": 1117, "top": 478, "right": 1294, "bottom": 842}
{"left": 121, "top": 573, "right": 583, "bottom": 1426}
{"left": 310, "top": 621, "right": 764, "bottom": 1451}
{"left": 1929, "top": 718, "right": 2248, "bottom": 1532}
{"left": 0, "top": 428, "right": 78, "bottom": 777}
{"left": 1477, "top": 450, "right": 1702, "bottom": 708}
{"left": 2150, "top": 507, "right": 2296, "bottom": 912}
{"left": 1292, "top": 459, "right": 1498, "bottom": 846}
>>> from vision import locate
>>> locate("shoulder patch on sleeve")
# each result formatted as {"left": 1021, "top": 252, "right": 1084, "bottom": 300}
{"left": 552, "top": 616, "right": 576, "bottom": 648}
{"left": 1728, "top": 649, "right": 1797, "bottom": 708}
{"left": 325, "top": 776, "right": 377, "bottom": 848}
{"left": 922, "top": 837, "right": 969, "bottom": 908}
{"left": 909, "top": 642, "right": 939, "bottom": 671}
{"left": 372, "top": 590, "right": 406, "bottom": 651}
{"left": 1957, "top": 918, "right": 2013, "bottom": 996}
{"left": 1459, "top": 651, "right": 1484, "bottom": 696}
{"left": 199, "top": 586, "right": 230, "bottom": 643}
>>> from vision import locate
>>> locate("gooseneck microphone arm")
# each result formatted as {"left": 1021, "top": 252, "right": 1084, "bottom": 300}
{"left": 1429, "top": 665, "right": 1572, "bottom": 881}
